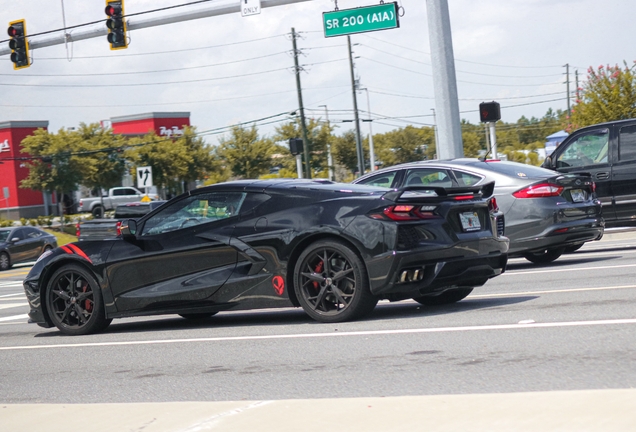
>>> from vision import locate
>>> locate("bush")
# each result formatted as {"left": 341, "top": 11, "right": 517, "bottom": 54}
{"left": 20, "top": 217, "right": 28, "bottom": 226}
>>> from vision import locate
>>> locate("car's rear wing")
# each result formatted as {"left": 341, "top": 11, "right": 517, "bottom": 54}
{"left": 382, "top": 181, "right": 495, "bottom": 203}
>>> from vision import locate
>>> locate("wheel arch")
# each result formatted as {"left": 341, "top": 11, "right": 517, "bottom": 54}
{"left": 285, "top": 232, "right": 367, "bottom": 307}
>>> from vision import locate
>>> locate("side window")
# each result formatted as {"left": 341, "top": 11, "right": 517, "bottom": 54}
{"left": 124, "top": 188, "right": 140, "bottom": 196}
{"left": 405, "top": 169, "right": 453, "bottom": 187}
{"left": 112, "top": 189, "right": 124, "bottom": 196}
{"left": 557, "top": 129, "right": 609, "bottom": 168}
{"left": 11, "top": 229, "right": 24, "bottom": 240}
{"left": 356, "top": 172, "right": 397, "bottom": 188}
{"left": 619, "top": 125, "right": 636, "bottom": 161}
{"left": 453, "top": 170, "right": 483, "bottom": 186}
{"left": 141, "top": 192, "right": 246, "bottom": 236}
{"left": 25, "top": 228, "right": 42, "bottom": 238}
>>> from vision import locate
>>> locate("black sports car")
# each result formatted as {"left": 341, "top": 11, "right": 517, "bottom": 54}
{"left": 23, "top": 179, "right": 508, "bottom": 335}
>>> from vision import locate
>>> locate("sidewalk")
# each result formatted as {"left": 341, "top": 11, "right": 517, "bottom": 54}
{"left": 2, "top": 389, "right": 635, "bottom": 432}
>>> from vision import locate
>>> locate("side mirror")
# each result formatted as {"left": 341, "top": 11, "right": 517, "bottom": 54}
{"left": 119, "top": 219, "right": 138, "bottom": 239}
{"left": 10, "top": 237, "right": 20, "bottom": 243}
{"left": 543, "top": 156, "right": 552, "bottom": 168}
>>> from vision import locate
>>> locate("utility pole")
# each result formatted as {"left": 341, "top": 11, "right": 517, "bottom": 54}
{"left": 291, "top": 27, "right": 311, "bottom": 179}
{"left": 564, "top": 63, "right": 571, "bottom": 115}
{"left": 431, "top": 108, "right": 440, "bottom": 156}
{"left": 361, "top": 89, "right": 376, "bottom": 171}
{"left": 575, "top": 69, "right": 580, "bottom": 101}
{"left": 347, "top": 36, "right": 365, "bottom": 177}
{"left": 319, "top": 105, "right": 334, "bottom": 181}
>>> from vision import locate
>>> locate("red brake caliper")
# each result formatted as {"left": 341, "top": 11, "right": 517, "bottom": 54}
{"left": 312, "top": 260, "right": 324, "bottom": 290}
{"left": 81, "top": 282, "right": 92, "bottom": 311}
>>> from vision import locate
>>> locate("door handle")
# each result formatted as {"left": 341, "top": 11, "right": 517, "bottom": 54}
{"left": 595, "top": 172, "right": 610, "bottom": 180}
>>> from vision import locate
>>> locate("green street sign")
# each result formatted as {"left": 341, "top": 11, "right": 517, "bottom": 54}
{"left": 323, "top": 2, "right": 399, "bottom": 38}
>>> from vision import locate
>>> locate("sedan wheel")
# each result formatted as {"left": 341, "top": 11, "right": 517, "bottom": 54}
{"left": 294, "top": 239, "right": 377, "bottom": 323}
{"left": 46, "top": 264, "right": 112, "bottom": 335}
{"left": 413, "top": 287, "right": 474, "bottom": 306}
{"left": 0, "top": 252, "right": 10, "bottom": 271}
{"left": 523, "top": 247, "right": 565, "bottom": 264}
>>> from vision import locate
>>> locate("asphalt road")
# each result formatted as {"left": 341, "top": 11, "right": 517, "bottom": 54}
{"left": 1, "top": 230, "right": 636, "bottom": 431}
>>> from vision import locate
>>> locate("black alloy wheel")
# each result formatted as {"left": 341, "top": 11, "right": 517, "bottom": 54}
{"left": 92, "top": 206, "right": 104, "bottom": 218}
{"left": 523, "top": 247, "right": 565, "bottom": 264}
{"left": 46, "top": 264, "right": 112, "bottom": 335}
{"left": 294, "top": 239, "right": 377, "bottom": 323}
{"left": 413, "top": 287, "right": 474, "bottom": 306}
{"left": 0, "top": 252, "right": 10, "bottom": 271}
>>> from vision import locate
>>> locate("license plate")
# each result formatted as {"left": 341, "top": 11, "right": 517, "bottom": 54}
{"left": 459, "top": 211, "right": 481, "bottom": 232}
{"left": 571, "top": 189, "right": 586, "bottom": 202}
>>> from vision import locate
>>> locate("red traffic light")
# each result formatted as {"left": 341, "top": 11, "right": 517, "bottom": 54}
{"left": 105, "top": 5, "right": 122, "bottom": 16}
{"left": 7, "top": 25, "right": 21, "bottom": 37}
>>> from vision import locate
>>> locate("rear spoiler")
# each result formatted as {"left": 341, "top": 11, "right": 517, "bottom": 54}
{"left": 382, "top": 181, "right": 495, "bottom": 202}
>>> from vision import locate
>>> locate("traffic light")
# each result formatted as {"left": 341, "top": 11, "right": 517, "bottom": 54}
{"left": 479, "top": 101, "right": 501, "bottom": 123}
{"left": 7, "top": 19, "right": 29, "bottom": 69}
{"left": 105, "top": 1, "right": 127, "bottom": 50}
{"left": 289, "top": 138, "right": 304, "bottom": 156}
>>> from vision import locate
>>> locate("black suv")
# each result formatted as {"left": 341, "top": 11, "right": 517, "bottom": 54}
{"left": 542, "top": 119, "right": 636, "bottom": 227}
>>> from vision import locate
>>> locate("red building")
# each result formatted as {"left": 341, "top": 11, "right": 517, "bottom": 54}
{"left": 0, "top": 113, "right": 191, "bottom": 219}
{"left": 0, "top": 121, "right": 51, "bottom": 219}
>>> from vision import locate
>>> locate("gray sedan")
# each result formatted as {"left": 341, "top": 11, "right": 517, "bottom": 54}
{"left": 353, "top": 158, "right": 604, "bottom": 264}
{"left": 0, "top": 227, "right": 58, "bottom": 271}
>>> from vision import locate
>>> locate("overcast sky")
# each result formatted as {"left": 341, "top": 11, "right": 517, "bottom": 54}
{"left": 1, "top": 0, "right": 633, "bottom": 145}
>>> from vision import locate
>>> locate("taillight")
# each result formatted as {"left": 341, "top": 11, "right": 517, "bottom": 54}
{"left": 453, "top": 195, "right": 475, "bottom": 200}
{"left": 488, "top": 197, "right": 499, "bottom": 212}
{"left": 591, "top": 182, "right": 596, "bottom": 193}
{"left": 116, "top": 220, "right": 123, "bottom": 236}
{"left": 75, "top": 223, "right": 80, "bottom": 238}
{"left": 370, "top": 205, "right": 439, "bottom": 221}
{"left": 513, "top": 183, "right": 563, "bottom": 198}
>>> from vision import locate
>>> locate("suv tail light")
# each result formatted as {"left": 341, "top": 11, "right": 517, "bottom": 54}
{"left": 75, "top": 223, "right": 80, "bottom": 238}
{"left": 513, "top": 183, "right": 563, "bottom": 198}
{"left": 116, "top": 220, "right": 123, "bottom": 236}
{"left": 488, "top": 197, "right": 499, "bottom": 212}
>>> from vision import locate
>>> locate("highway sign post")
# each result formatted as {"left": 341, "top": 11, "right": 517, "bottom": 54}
{"left": 136, "top": 166, "right": 153, "bottom": 189}
{"left": 323, "top": 2, "right": 399, "bottom": 38}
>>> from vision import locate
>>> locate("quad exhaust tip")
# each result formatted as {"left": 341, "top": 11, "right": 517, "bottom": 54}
{"left": 399, "top": 268, "right": 425, "bottom": 283}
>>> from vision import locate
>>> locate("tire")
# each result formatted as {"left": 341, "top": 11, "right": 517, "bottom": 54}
{"left": 523, "top": 247, "right": 565, "bottom": 264}
{"left": 92, "top": 206, "right": 104, "bottom": 218}
{"left": 293, "top": 239, "right": 378, "bottom": 323}
{"left": 564, "top": 243, "right": 584, "bottom": 253}
{"left": 46, "top": 264, "right": 112, "bottom": 335}
{"left": 179, "top": 312, "right": 218, "bottom": 320}
{"left": 413, "top": 287, "right": 474, "bottom": 306}
{"left": 0, "top": 252, "right": 10, "bottom": 271}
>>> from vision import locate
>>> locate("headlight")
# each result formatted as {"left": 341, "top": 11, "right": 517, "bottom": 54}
{"left": 36, "top": 249, "right": 54, "bottom": 263}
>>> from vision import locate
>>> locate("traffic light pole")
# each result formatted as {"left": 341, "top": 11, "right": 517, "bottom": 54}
{"left": 489, "top": 122, "right": 498, "bottom": 159}
{"left": 0, "top": 0, "right": 312, "bottom": 56}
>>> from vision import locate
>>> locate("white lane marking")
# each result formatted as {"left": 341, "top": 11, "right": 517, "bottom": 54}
{"left": 0, "top": 303, "right": 27, "bottom": 310}
{"left": 2, "top": 318, "right": 636, "bottom": 351}
{"left": 0, "top": 293, "right": 25, "bottom": 299}
{"left": 503, "top": 263, "right": 636, "bottom": 276}
{"left": 177, "top": 401, "right": 273, "bottom": 432}
{"left": 0, "top": 282, "right": 24, "bottom": 288}
{"left": 473, "top": 284, "right": 636, "bottom": 298}
{"left": 0, "top": 314, "right": 27, "bottom": 322}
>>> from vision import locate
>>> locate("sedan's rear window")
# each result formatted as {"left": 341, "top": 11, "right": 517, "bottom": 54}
{"left": 473, "top": 161, "right": 554, "bottom": 179}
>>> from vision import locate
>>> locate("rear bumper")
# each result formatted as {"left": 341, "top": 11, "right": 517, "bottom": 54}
{"left": 366, "top": 237, "right": 509, "bottom": 297}
{"left": 509, "top": 217, "right": 604, "bottom": 256}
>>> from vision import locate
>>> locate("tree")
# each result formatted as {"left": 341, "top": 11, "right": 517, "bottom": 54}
{"left": 332, "top": 130, "right": 360, "bottom": 177}
{"left": 217, "top": 125, "right": 275, "bottom": 179}
{"left": 373, "top": 126, "right": 433, "bottom": 165}
{"left": 274, "top": 117, "right": 332, "bottom": 177}
{"left": 568, "top": 62, "right": 636, "bottom": 131}
{"left": 20, "top": 128, "right": 86, "bottom": 217}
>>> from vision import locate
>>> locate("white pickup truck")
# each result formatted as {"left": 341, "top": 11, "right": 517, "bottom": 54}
{"left": 78, "top": 187, "right": 149, "bottom": 217}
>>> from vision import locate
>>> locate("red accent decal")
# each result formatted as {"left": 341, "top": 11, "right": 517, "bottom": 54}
{"left": 272, "top": 276, "right": 285, "bottom": 295}
{"left": 66, "top": 243, "right": 93, "bottom": 263}
{"left": 60, "top": 245, "right": 73, "bottom": 254}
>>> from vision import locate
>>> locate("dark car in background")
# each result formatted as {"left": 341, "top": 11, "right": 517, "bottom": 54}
{"left": 354, "top": 159, "right": 604, "bottom": 264}
{"left": 542, "top": 118, "right": 636, "bottom": 227}
{"left": 23, "top": 179, "right": 508, "bottom": 335}
{"left": 0, "top": 227, "right": 58, "bottom": 271}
